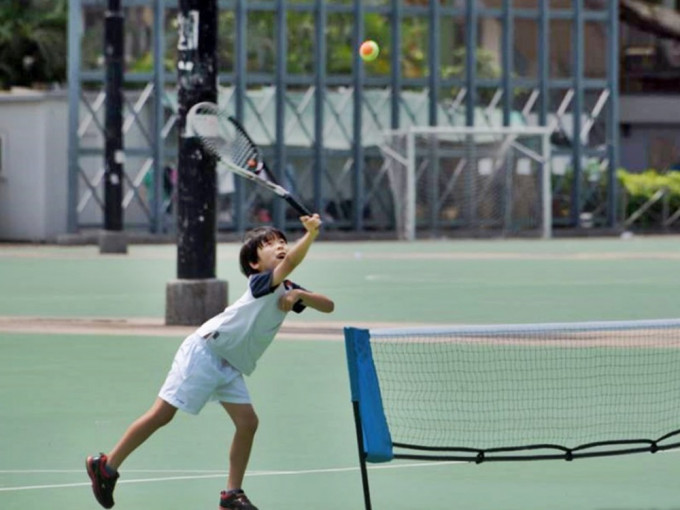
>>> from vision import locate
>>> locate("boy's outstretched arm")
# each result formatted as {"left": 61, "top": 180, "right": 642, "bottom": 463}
{"left": 279, "top": 289, "right": 335, "bottom": 313}
{"left": 272, "top": 214, "right": 322, "bottom": 287}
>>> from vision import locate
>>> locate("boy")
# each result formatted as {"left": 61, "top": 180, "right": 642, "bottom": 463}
{"left": 86, "top": 214, "right": 334, "bottom": 510}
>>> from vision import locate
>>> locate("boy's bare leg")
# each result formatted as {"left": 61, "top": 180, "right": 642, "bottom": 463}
{"left": 107, "top": 397, "right": 178, "bottom": 470}
{"left": 221, "top": 402, "right": 259, "bottom": 490}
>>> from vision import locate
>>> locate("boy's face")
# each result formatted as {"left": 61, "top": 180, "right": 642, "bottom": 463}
{"left": 250, "top": 236, "right": 288, "bottom": 273}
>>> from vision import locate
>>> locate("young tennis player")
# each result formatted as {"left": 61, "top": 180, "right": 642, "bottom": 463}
{"left": 86, "top": 213, "right": 333, "bottom": 510}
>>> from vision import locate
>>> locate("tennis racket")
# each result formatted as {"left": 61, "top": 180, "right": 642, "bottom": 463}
{"left": 186, "top": 101, "right": 312, "bottom": 216}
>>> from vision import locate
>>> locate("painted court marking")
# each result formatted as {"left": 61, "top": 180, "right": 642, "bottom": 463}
{"left": 2, "top": 245, "right": 680, "bottom": 261}
{"left": 4, "top": 447, "right": 680, "bottom": 493}
{"left": 0, "top": 316, "right": 422, "bottom": 340}
{"left": 3, "top": 448, "right": 680, "bottom": 493}
{"left": 0, "top": 462, "right": 463, "bottom": 493}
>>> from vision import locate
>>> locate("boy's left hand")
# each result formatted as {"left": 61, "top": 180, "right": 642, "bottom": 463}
{"left": 278, "top": 289, "right": 300, "bottom": 312}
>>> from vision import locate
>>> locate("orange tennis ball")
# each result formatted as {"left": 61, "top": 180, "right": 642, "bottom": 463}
{"left": 359, "top": 40, "right": 380, "bottom": 62}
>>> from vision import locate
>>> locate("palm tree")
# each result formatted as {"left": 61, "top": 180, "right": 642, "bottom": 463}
{"left": 0, "top": 0, "right": 67, "bottom": 90}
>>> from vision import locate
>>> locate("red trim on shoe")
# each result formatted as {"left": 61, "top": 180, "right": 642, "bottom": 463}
{"left": 98, "top": 454, "right": 109, "bottom": 477}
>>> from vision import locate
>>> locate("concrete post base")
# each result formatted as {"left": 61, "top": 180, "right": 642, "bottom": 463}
{"left": 99, "top": 230, "right": 128, "bottom": 254}
{"left": 165, "top": 278, "right": 228, "bottom": 326}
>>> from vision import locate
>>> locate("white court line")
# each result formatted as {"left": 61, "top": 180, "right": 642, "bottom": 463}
{"left": 4, "top": 449, "right": 679, "bottom": 493}
{"left": 0, "top": 461, "right": 463, "bottom": 493}
{"left": 0, "top": 469, "right": 228, "bottom": 474}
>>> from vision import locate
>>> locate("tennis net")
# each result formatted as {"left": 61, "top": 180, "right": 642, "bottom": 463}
{"left": 344, "top": 319, "right": 680, "bottom": 464}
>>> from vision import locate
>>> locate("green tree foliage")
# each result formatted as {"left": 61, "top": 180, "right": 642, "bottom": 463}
{"left": 0, "top": 0, "right": 67, "bottom": 89}
{"left": 123, "top": 2, "right": 500, "bottom": 97}
{"left": 209, "top": 8, "right": 500, "bottom": 88}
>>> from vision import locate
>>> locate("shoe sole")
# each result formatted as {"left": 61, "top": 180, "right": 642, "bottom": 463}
{"left": 85, "top": 456, "right": 114, "bottom": 509}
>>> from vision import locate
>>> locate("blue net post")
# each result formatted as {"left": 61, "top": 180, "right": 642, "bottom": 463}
{"left": 344, "top": 327, "right": 394, "bottom": 510}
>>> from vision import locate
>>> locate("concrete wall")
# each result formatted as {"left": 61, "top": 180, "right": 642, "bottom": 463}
{"left": 619, "top": 95, "right": 680, "bottom": 171}
{"left": 0, "top": 90, "right": 68, "bottom": 242}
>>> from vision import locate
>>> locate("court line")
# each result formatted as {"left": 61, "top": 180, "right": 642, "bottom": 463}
{"left": 3, "top": 448, "right": 679, "bottom": 493}
{"left": 0, "top": 316, "right": 420, "bottom": 339}
{"left": 0, "top": 461, "right": 463, "bottom": 493}
{"left": 0, "top": 469, "right": 228, "bottom": 474}
{"left": 3, "top": 248, "right": 680, "bottom": 261}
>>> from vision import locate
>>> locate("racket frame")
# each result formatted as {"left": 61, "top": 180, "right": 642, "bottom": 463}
{"left": 186, "top": 101, "right": 312, "bottom": 216}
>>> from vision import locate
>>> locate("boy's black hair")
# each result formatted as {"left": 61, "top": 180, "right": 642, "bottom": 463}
{"left": 239, "top": 226, "right": 288, "bottom": 276}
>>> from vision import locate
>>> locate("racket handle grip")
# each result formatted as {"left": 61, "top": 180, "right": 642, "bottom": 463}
{"left": 285, "top": 195, "right": 313, "bottom": 216}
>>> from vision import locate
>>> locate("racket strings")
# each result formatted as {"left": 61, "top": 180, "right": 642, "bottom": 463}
{"left": 229, "top": 130, "right": 261, "bottom": 174}
{"left": 188, "top": 104, "right": 272, "bottom": 183}
{"left": 203, "top": 136, "right": 229, "bottom": 161}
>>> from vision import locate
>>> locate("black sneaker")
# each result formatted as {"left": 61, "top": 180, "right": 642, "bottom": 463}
{"left": 85, "top": 453, "right": 119, "bottom": 509}
{"left": 219, "top": 490, "right": 259, "bottom": 510}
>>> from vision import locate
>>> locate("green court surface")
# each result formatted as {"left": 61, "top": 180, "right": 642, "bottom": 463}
{"left": 1, "top": 236, "right": 679, "bottom": 509}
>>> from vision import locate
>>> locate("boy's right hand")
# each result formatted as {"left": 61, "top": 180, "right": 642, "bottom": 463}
{"left": 300, "top": 213, "right": 322, "bottom": 236}
{"left": 272, "top": 213, "right": 321, "bottom": 286}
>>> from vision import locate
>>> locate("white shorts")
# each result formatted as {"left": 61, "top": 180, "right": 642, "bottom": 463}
{"left": 159, "top": 333, "right": 250, "bottom": 415}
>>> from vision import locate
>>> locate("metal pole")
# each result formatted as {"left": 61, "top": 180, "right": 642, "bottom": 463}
{"left": 542, "top": 131, "right": 553, "bottom": 239}
{"left": 465, "top": 0, "right": 477, "bottom": 128}
{"left": 101, "top": 0, "right": 127, "bottom": 253}
{"left": 352, "top": 0, "right": 365, "bottom": 231}
{"left": 152, "top": 0, "right": 165, "bottom": 234}
{"left": 607, "top": 0, "right": 620, "bottom": 228}
{"left": 234, "top": 0, "right": 247, "bottom": 232}
{"left": 502, "top": 0, "right": 513, "bottom": 234}
{"left": 572, "top": 0, "right": 584, "bottom": 228}
{"left": 274, "top": 0, "right": 287, "bottom": 228}
{"left": 104, "top": 0, "right": 124, "bottom": 231}
{"left": 539, "top": 0, "right": 551, "bottom": 235}
{"left": 313, "top": 0, "right": 327, "bottom": 215}
{"left": 406, "top": 129, "right": 416, "bottom": 241}
{"left": 352, "top": 401, "right": 373, "bottom": 510}
{"left": 176, "top": 0, "right": 218, "bottom": 280}
{"left": 391, "top": 0, "right": 402, "bottom": 130}
{"left": 166, "top": 0, "right": 227, "bottom": 326}
{"left": 67, "top": 0, "right": 81, "bottom": 234}
{"left": 538, "top": 1, "right": 549, "bottom": 128}
{"left": 427, "top": 0, "right": 440, "bottom": 236}
{"left": 465, "top": 0, "right": 478, "bottom": 228}
{"left": 427, "top": 0, "right": 439, "bottom": 128}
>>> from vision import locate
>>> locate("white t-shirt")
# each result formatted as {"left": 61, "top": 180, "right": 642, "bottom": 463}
{"left": 195, "top": 270, "right": 306, "bottom": 375}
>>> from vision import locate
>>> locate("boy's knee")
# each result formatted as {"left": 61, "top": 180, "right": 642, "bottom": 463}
{"left": 246, "top": 412, "right": 259, "bottom": 433}
{"left": 155, "top": 412, "right": 175, "bottom": 428}
{"left": 146, "top": 405, "right": 175, "bottom": 428}
{"left": 238, "top": 410, "right": 259, "bottom": 434}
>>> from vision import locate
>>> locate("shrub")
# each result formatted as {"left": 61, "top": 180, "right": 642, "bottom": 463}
{"left": 0, "top": 0, "right": 67, "bottom": 90}
{"left": 617, "top": 168, "right": 680, "bottom": 227}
